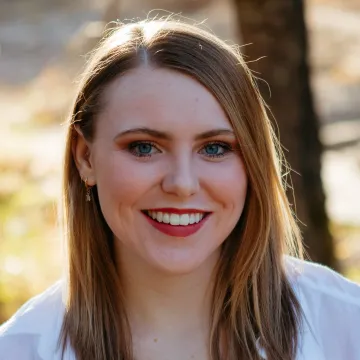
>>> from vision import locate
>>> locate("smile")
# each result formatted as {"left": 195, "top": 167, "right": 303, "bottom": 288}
{"left": 142, "top": 209, "right": 211, "bottom": 237}
{"left": 146, "top": 210, "right": 206, "bottom": 225}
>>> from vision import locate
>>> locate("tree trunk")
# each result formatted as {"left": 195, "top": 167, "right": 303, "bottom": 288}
{"left": 233, "top": 0, "right": 337, "bottom": 269}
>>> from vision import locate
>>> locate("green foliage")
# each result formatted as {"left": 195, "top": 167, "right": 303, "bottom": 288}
{"left": 0, "top": 152, "right": 62, "bottom": 324}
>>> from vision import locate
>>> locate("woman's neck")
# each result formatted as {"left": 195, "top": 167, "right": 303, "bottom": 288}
{"left": 116, "top": 246, "right": 220, "bottom": 335}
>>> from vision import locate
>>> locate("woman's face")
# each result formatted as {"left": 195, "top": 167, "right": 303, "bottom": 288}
{"left": 87, "top": 67, "right": 247, "bottom": 274}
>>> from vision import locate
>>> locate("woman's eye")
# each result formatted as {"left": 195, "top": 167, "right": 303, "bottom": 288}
{"left": 204, "top": 144, "right": 221, "bottom": 155}
{"left": 128, "top": 141, "right": 160, "bottom": 157}
{"left": 200, "top": 142, "right": 232, "bottom": 158}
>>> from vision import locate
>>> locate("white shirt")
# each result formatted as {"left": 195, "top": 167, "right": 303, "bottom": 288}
{"left": 0, "top": 257, "right": 359, "bottom": 360}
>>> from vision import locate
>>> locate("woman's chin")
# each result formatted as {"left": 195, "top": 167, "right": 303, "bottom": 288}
{"left": 146, "top": 250, "right": 220, "bottom": 276}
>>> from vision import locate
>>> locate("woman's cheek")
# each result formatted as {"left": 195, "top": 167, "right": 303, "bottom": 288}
{"left": 200, "top": 157, "right": 247, "bottom": 188}
{"left": 96, "top": 154, "right": 163, "bottom": 198}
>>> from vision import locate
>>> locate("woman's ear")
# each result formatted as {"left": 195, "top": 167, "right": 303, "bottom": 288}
{"left": 72, "top": 125, "right": 96, "bottom": 186}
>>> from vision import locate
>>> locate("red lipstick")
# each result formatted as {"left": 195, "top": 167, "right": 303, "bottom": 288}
{"left": 142, "top": 209, "right": 210, "bottom": 238}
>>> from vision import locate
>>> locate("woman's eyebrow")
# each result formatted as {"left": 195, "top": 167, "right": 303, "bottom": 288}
{"left": 113, "top": 127, "right": 171, "bottom": 141}
{"left": 113, "top": 127, "right": 235, "bottom": 141}
{"left": 195, "top": 129, "right": 235, "bottom": 140}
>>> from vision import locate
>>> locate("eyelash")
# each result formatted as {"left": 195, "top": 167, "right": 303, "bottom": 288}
{"left": 127, "top": 141, "right": 234, "bottom": 158}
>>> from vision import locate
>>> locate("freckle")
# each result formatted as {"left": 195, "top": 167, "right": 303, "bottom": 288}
{"left": 153, "top": 338, "right": 158, "bottom": 343}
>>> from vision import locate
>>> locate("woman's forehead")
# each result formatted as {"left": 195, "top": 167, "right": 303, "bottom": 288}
{"left": 98, "top": 67, "right": 234, "bottom": 135}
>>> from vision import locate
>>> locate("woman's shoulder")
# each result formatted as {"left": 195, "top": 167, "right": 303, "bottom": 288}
{"left": 285, "top": 256, "right": 360, "bottom": 360}
{"left": 0, "top": 280, "right": 65, "bottom": 336}
{"left": 285, "top": 255, "right": 360, "bottom": 305}
{"left": 0, "top": 280, "right": 66, "bottom": 360}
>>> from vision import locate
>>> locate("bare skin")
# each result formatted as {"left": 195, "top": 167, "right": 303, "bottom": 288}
{"left": 121, "top": 247, "right": 218, "bottom": 360}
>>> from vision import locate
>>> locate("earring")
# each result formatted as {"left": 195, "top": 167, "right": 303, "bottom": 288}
{"left": 84, "top": 177, "right": 92, "bottom": 202}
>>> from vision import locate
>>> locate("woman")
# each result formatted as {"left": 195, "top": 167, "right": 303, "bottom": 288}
{"left": 0, "top": 19, "right": 359, "bottom": 360}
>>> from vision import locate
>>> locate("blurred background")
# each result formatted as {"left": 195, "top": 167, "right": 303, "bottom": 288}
{"left": 0, "top": 0, "right": 359, "bottom": 323}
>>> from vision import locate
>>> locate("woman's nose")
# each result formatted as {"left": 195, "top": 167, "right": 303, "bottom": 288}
{"left": 161, "top": 156, "right": 200, "bottom": 198}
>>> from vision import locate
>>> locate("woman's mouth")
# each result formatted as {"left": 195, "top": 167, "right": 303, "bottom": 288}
{"left": 141, "top": 209, "right": 210, "bottom": 237}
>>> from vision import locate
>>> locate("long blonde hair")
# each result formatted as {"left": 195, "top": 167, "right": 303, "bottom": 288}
{"left": 60, "top": 19, "right": 303, "bottom": 360}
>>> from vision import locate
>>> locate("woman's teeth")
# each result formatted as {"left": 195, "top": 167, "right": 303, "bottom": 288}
{"left": 147, "top": 211, "right": 205, "bottom": 226}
